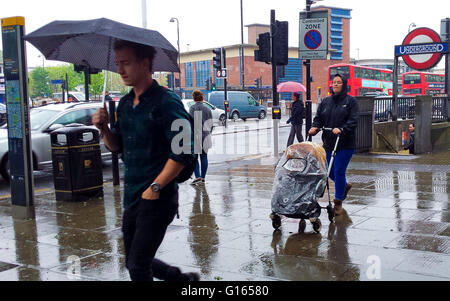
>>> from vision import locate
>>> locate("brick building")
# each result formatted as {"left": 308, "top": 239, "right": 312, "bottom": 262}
{"left": 172, "top": 5, "right": 352, "bottom": 103}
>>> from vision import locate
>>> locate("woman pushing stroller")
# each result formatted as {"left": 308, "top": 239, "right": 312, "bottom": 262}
{"left": 308, "top": 74, "right": 359, "bottom": 215}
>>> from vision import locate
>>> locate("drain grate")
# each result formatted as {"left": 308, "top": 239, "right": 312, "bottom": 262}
{"left": 0, "top": 261, "right": 18, "bottom": 273}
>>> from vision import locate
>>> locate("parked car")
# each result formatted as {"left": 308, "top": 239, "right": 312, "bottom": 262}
{"left": 108, "top": 91, "right": 123, "bottom": 102}
{"left": 181, "top": 99, "right": 226, "bottom": 126}
{"left": 0, "top": 102, "right": 111, "bottom": 181}
{"left": 363, "top": 91, "right": 388, "bottom": 97}
{"left": 374, "top": 98, "right": 415, "bottom": 121}
{"left": 52, "top": 92, "right": 86, "bottom": 103}
{"left": 208, "top": 91, "right": 267, "bottom": 121}
{"left": 0, "top": 103, "right": 6, "bottom": 126}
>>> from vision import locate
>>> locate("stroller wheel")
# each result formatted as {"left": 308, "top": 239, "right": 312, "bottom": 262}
{"left": 327, "top": 204, "right": 335, "bottom": 223}
{"left": 312, "top": 219, "right": 322, "bottom": 233}
{"left": 298, "top": 219, "right": 306, "bottom": 233}
{"left": 271, "top": 213, "right": 282, "bottom": 230}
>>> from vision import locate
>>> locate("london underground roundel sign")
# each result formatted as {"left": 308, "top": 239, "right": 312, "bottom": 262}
{"left": 401, "top": 27, "right": 443, "bottom": 70}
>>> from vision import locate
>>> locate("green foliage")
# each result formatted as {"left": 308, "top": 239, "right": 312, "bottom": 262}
{"left": 30, "top": 67, "right": 51, "bottom": 98}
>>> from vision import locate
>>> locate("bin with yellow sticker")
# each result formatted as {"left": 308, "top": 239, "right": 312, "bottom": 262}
{"left": 51, "top": 124, "right": 103, "bottom": 202}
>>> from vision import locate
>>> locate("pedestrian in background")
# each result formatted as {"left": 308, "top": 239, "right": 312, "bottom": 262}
{"left": 286, "top": 92, "right": 305, "bottom": 147}
{"left": 403, "top": 123, "right": 415, "bottom": 154}
{"left": 189, "top": 90, "right": 213, "bottom": 185}
{"left": 308, "top": 74, "right": 358, "bottom": 216}
{"left": 92, "top": 39, "right": 199, "bottom": 281}
{"left": 104, "top": 91, "right": 113, "bottom": 102}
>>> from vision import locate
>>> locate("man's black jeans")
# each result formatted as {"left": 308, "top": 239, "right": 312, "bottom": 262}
{"left": 122, "top": 190, "right": 184, "bottom": 281}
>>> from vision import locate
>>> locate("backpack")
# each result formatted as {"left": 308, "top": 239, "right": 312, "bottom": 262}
{"left": 115, "top": 83, "right": 197, "bottom": 183}
{"left": 174, "top": 112, "right": 197, "bottom": 183}
{"left": 153, "top": 85, "right": 197, "bottom": 183}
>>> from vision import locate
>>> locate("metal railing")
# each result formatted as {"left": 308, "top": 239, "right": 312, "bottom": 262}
{"left": 373, "top": 96, "right": 450, "bottom": 123}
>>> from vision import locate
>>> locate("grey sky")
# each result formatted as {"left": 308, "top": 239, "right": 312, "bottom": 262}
{"left": 1, "top": 0, "right": 449, "bottom": 68}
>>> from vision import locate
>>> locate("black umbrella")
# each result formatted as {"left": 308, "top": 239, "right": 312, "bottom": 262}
{"left": 24, "top": 18, "right": 179, "bottom": 73}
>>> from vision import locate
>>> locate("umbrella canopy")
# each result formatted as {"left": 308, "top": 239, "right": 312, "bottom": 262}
{"left": 24, "top": 18, "right": 179, "bottom": 73}
{"left": 277, "top": 81, "right": 306, "bottom": 93}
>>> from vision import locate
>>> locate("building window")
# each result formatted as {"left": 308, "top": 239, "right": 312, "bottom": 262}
{"left": 278, "top": 58, "right": 303, "bottom": 100}
{"left": 195, "top": 60, "right": 210, "bottom": 88}
{"left": 185, "top": 62, "right": 193, "bottom": 87}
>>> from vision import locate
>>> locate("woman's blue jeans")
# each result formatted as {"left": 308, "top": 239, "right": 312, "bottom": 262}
{"left": 194, "top": 153, "right": 208, "bottom": 179}
{"left": 326, "top": 149, "right": 354, "bottom": 201}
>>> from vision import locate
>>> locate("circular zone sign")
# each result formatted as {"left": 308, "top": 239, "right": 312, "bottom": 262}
{"left": 304, "top": 30, "right": 322, "bottom": 50}
{"left": 402, "top": 27, "right": 443, "bottom": 70}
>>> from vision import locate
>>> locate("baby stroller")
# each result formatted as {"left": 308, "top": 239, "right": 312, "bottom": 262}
{"left": 270, "top": 128, "right": 340, "bottom": 233}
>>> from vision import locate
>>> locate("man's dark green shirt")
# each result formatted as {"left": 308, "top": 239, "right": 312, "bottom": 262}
{"left": 113, "top": 80, "right": 194, "bottom": 209}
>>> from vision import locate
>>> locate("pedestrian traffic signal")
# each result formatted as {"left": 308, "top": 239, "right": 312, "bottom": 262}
{"left": 273, "top": 21, "right": 288, "bottom": 66}
{"left": 254, "top": 32, "right": 271, "bottom": 64}
{"left": 272, "top": 106, "right": 281, "bottom": 119}
{"left": 213, "top": 48, "right": 222, "bottom": 70}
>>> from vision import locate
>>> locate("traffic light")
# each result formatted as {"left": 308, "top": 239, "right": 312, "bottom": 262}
{"left": 254, "top": 78, "right": 260, "bottom": 87}
{"left": 273, "top": 21, "right": 288, "bottom": 66}
{"left": 211, "top": 83, "right": 216, "bottom": 91}
{"left": 205, "top": 78, "right": 210, "bottom": 90}
{"left": 213, "top": 48, "right": 222, "bottom": 69}
{"left": 254, "top": 32, "right": 271, "bottom": 64}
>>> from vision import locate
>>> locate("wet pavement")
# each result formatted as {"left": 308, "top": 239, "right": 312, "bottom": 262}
{"left": 0, "top": 148, "right": 449, "bottom": 281}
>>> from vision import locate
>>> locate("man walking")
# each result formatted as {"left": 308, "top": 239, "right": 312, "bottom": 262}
{"left": 92, "top": 39, "right": 199, "bottom": 281}
{"left": 403, "top": 123, "right": 415, "bottom": 154}
{"left": 286, "top": 92, "right": 305, "bottom": 147}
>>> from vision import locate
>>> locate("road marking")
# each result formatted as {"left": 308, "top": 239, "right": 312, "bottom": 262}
{"left": 0, "top": 188, "right": 52, "bottom": 200}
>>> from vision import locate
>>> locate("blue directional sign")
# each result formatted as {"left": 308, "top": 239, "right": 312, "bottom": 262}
{"left": 51, "top": 79, "right": 64, "bottom": 84}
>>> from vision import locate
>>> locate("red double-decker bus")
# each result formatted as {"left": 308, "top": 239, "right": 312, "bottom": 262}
{"left": 402, "top": 71, "right": 445, "bottom": 96}
{"left": 328, "top": 64, "right": 393, "bottom": 97}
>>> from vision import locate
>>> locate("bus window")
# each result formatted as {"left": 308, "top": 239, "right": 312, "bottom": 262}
{"left": 375, "top": 70, "right": 381, "bottom": 80}
{"left": 329, "top": 66, "right": 350, "bottom": 80}
{"left": 386, "top": 73, "right": 392, "bottom": 81}
{"left": 354, "top": 67, "right": 361, "bottom": 78}
{"left": 368, "top": 69, "right": 375, "bottom": 80}
{"left": 404, "top": 74, "right": 421, "bottom": 84}
{"left": 361, "top": 68, "right": 368, "bottom": 79}
{"left": 404, "top": 88, "right": 422, "bottom": 95}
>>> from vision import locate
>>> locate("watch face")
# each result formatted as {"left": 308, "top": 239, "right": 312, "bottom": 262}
{"left": 151, "top": 183, "right": 160, "bottom": 192}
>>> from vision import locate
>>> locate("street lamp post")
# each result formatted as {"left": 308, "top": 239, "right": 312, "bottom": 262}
{"left": 38, "top": 55, "right": 44, "bottom": 68}
{"left": 170, "top": 17, "right": 181, "bottom": 96}
{"left": 408, "top": 22, "right": 416, "bottom": 33}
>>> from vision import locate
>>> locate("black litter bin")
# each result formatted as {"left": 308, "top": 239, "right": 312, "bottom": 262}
{"left": 51, "top": 124, "right": 103, "bottom": 202}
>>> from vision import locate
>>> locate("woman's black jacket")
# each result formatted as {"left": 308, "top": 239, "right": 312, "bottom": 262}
{"left": 312, "top": 93, "right": 359, "bottom": 151}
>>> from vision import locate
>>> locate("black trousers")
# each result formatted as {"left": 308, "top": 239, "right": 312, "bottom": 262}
{"left": 287, "top": 124, "right": 304, "bottom": 147}
{"left": 122, "top": 190, "right": 185, "bottom": 281}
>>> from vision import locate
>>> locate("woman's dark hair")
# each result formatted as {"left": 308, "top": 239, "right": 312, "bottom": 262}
{"left": 113, "top": 39, "right": 156, "bottom": 72}
{"left": 192, "top": 90, "right": 203, "bottom": 102}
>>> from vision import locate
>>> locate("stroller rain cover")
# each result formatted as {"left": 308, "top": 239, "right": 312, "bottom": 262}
{"left": 271, "top": 142, "right": 328, "bottom": 217}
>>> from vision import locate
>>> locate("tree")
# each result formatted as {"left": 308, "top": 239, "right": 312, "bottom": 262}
{"left": 30, "top": 67, "right": 51, "bottom": 98}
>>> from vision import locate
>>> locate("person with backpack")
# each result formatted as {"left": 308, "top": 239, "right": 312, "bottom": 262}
{"left": 92, "top": 39, "right": 199, "bottom": 281}
{"left": 308, "top": 74, "right": 358, "bottom": 216}
{"left": 189, "top": 90, "right": 213, "bottom": 185}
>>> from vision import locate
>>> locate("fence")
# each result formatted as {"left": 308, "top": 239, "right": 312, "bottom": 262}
{"left": 373, "top": 96, "right": 450, "bottom": 123}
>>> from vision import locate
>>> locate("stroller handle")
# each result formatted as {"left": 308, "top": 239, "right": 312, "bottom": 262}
{"left": 307, "top": 127, "right": 340, "bottom": 141}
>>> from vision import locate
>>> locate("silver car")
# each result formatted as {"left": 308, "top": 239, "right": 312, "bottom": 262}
{"left": 0, "top": 102, "right": 111, "bottom": 181}
{"left": 181, "top": 99, "right": 226, "bottom": 126}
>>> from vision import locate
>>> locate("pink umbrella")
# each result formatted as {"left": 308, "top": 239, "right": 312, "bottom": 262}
{"left": 277, "top": 81, "right": 306, "bottom": 93}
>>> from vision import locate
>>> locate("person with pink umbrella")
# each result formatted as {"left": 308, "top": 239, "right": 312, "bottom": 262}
{"left": 286, "top": 92, "right": 305, "bottom": 146}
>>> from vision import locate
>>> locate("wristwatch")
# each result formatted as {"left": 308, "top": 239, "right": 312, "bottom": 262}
{"left": 150, "top": 182, "right": 161, "bottom": 193}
